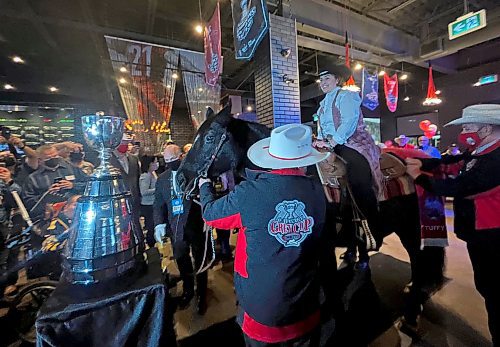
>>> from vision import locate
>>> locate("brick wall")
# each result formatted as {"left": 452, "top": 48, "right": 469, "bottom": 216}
{"left": 254, "top": 14, "right": 301, "bottom": 128}
{"left": 169, "top": 110, "right": 195, "bottom": 146}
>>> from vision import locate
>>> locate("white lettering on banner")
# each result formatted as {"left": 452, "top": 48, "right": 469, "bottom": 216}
{"left": 127, "top": 45, "right": 152, "bottom": 77}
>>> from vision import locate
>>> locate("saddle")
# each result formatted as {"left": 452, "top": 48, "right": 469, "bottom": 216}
{"left": 379, "top": 152, "right": 407, "bottom": 180}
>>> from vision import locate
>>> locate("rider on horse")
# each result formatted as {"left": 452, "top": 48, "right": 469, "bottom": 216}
{"left": 314, "top": 64, "right": 383, "bottom": 268}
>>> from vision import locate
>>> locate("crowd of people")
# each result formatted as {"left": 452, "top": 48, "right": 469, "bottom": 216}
{"left": 1, "top": 90, "right": 499, "bottom": 346}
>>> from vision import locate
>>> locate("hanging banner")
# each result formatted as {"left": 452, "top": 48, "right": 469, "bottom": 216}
{"left": 384, "top": 73, "right": 399, "bottom": 113}
{"left": 204, "top": 3, "right": 222, "bottom": 86}
{"left": 231, "top": 0, "right": 269, "bottom": 60}
{"left": 362, "top": 69, "right": 379, "bottom": 111}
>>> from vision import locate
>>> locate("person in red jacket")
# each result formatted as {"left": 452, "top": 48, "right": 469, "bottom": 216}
{"left": 198, "top": 124, "right": 334, "bottom": 347}
{"left": 406, "top": 104, "right": 500, "bottom": 345}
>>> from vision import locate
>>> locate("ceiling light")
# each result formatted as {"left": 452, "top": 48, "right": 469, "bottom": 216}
{"left": 400, "top": 74, "right": 408, "bottom": 80}
{"left": 4, "top": 84, "right": 14, "bottom": 90}
{"left": 354, "top": 63, "right": 363, "bottom": 70}
{"left": 12, "top": 56, "right": 24, "bottom": 64}
{"left": 195, "top": 25, "right": 203, "bottom": 34}
{"left": 172, "top": 73, "right": 179, "bottom": 79}
{"left": 435, "top": 90, "right": 441, "bottom": 95}
{"left": 197, "top": 110, "right": 202, "bottom": 114}
{"left": 166, "top": 84, "right": 172, "bottom": 89}
{"left": 423, "top": 97, "right": 442, "bottom": 106}
{"left": 49, "top": 86, "right": 58, "bottom": 92}
{"left": 119, "top": 78, "right": 127, "bottom": 84}
{"left": 198, "top": 88, "right": 203, "bottom": 92}
{"left": 316, "top": 79, "right": 321, "bottom": 84}
{"left": 378, "top": 70, "right": 386, "bottom": 76}
{"left": 119, "top": 66, "right": 127, "bottom": 73}
{"left": 44, "top": 107, "right": 49, "bottom": 109}
{"left": 404, "top": 96, "right": 410, "bottom": 101}
{"left": 246, "top": 105, "right": 253, "bottom": 111}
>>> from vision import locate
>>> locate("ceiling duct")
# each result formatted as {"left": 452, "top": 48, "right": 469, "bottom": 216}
{"left": 420, "top": 38, "right": 444, "bottom": 59}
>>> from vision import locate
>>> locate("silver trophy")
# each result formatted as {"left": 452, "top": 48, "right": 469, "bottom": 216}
{"left": 63, "top": 115, "right": 142, "bottom": 284}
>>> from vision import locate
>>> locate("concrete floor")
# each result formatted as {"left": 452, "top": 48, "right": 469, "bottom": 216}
{"left": 1, "top": 206, "right": 492, "bottom": 346}
{"left": 165, "top": 205, "right": 493, "bottom": 346}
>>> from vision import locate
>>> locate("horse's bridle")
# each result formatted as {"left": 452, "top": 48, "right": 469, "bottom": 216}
{"left": 184, "top": 130, "right": 228, "bottom": 198}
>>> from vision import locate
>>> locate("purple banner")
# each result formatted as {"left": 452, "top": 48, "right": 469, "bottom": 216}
{"left": 361, "top": 69, "right": 379, "bottom": 111}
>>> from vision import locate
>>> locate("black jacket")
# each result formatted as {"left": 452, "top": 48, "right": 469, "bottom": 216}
{"left": 417, "top": 145, "right": 500, "bottom": 241}
{"left": 200, "top": 169, "right": 327, "bottom": 343}
{"left": 153, "top": 169, "right": 203, "bottom": 242}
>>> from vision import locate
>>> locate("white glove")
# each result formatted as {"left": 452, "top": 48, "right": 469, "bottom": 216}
{"left": 154, "top": 224, "right": 166, "bottom": 245}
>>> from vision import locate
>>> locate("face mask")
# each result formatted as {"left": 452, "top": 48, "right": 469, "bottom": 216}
{"left": 1, "top": 156, "right": 16, "bottom": 168}
{"left": 167, "top": 159, "right": 181, "bottom": 171}
{"left": 44, "top": 157, "right": 60, "bottom": 168}
{"left": 69, "top": 152, "right": 84, "bottom": 162}
{"left": 458, "top": 132, "right": 482, "bottom": 150}
{"left": 116, "top": 144, "right": 129, "bottom": 154}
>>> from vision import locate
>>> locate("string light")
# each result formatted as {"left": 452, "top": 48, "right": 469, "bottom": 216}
{"left": 435, "top": 90, "right": 441, "bottom": 95}
{"left": 354, "top": 63, "right": 363, "bottom": 70}
{"left": 119, "top": 67, "right": 127, "bottom": 73}
{"left": 172, "top": 72, "right": 179, "bottom": 79}
{"left": 378, "top": 70, "right": 386, "bottom": 76}
{"left": 119, "top": 78, "right": 127, "bottom": 84}
{"left": 404, "top": 96, "right": 410, "bottom": 101}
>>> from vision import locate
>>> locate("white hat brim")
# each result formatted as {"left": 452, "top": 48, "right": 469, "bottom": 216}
{"left": 446, "top": 116, "right": 500, "bottom": 126}
{"left": 247, "top": 138, "right": 330, "bottom": 169}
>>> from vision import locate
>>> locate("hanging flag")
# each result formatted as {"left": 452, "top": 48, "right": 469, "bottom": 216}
{"left": 423, "top": 66, "right": 442, "bottom": 106}
{"left": 204, "top": 3, "right": 222, "bottom": 87}
{"left": 384, "top": 73, "right": 399, "bottom": 112}
{"left": 343, "top": 32, "right": 357, "bottom": 89}
{"left": 362, "top": 69, "right": 379, "bottom": 111}
{"left": 231, "top": 0, "right": 269, "bottom": 60}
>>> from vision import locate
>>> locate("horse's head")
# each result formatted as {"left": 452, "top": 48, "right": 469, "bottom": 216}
{"left": 177, "top": 105, "right": 270, "bottom": 193}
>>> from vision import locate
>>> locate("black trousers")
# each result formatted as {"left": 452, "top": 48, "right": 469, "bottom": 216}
{"left": 334, "top": 145, "right": 379, "bottom": 260}
{"left": 466, "top": 230, "right": 500, "bottom": 346}
{"left": 172, "top": 227, "right": 211, "bottom": 298}
{"left": 140, "top": 204, "right": 155, "bottom": 248}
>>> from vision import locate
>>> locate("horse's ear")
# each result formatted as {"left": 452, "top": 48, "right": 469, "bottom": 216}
{"left": 206, "top": 107, "right": 215, "bottom": 119}
{"left": 214, "top": 104, "right": 232, "bottom": 127}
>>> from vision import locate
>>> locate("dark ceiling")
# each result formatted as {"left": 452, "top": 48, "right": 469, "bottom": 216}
{"left": 0, "top": 0, "right": 499, "bottom": 112}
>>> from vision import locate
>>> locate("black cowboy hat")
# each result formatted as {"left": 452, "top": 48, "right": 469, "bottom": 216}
{"left": 319, "top": 63, "right": 352, "bottom": 81}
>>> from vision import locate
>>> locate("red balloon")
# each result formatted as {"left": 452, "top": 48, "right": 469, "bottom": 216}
{"left": 419, "top": 120, "right": 431, "bottom": 131}
{"left": 424, "top": 131, "right": 435, "bottom": 139}
{"left": 428, "top": 124, "right": 438, "bottom": 132}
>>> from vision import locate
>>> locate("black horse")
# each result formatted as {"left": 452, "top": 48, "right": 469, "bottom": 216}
{"left": 176, "top": 106, "right": 270, "bottom": 193}
{"left": 177, "top": 106, "right": 445, "bottom": 324}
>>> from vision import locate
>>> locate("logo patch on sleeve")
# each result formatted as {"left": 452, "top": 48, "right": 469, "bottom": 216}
{"left": 268, "top": 200, "right": 314, "bottom": 247}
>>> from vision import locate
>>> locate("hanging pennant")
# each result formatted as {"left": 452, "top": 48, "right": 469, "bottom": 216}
{"left": 343, "top": 32, "right": 359, "bottom": 91}
{"left": 423, "top": 66, "right": 442, "bottom": 106}
{"left": 231, "top": 0, "right": 269, "bottom": 60}
{"left": 204, "top": 3, "right": 222, "bottom": 87}
{"left": 384, "top": 73, "right": 399, "bottom": 112}
{"left": 362, "top": 69, "right": 379, "bottom": 111}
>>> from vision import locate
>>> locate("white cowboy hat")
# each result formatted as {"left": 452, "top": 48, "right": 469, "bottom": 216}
{"left": 247, "top": 124, "right": 330, "bottom": 169}
{"left": 394, "top": 134, "right": 408, "bottom": 143}
{"left": 446, "top": 104, "right": 500, "bottom": 126}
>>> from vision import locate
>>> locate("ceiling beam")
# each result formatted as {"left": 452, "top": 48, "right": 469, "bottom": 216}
{"left": 291, "top": 0, "right": 420, "bottom": 57}
{"left": 297, "top": 35, "right": 392, "bottom": 66}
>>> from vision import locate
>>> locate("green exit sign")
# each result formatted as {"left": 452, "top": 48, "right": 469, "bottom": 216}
{"left": 448, "top": 10, "right": 487, "bottom": 40}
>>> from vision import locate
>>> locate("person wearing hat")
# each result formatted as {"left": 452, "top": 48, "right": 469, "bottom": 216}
{"left": 406, "top": 104, "right": 500, "bottom": 344}
{"left": 394, "top": 134, "right": 415, "bottom": 149}
{"left": 198, "top": 124, "right": 335, "bottom": 346}
{"left": 314, "top": 64, "right": 383, "bottom": 268}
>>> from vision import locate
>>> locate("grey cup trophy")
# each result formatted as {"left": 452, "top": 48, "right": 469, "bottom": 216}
{"left": 63, "top": 115, "right": 142, "bottom": 284}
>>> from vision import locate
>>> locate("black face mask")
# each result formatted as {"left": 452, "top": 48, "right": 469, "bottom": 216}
{"left": 69, "top": 152, "right": 84, "bottom": 162}
{"left": 167, "top": 159, "right": 181, "bottom": 171}
{"left": 1, "top": 156, "right": 16, "bottom": 168}
{"left": 44, "top": 157, "right": 60, "bottom": 169}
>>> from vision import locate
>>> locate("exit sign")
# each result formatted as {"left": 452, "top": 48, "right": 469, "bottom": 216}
{"left": 448, "top": 10, "right": 487, "bottom": 40}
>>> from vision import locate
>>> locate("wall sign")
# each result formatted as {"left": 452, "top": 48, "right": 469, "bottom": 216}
{"left": 231, "top": 0, "right": 269, "bottom": 60}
